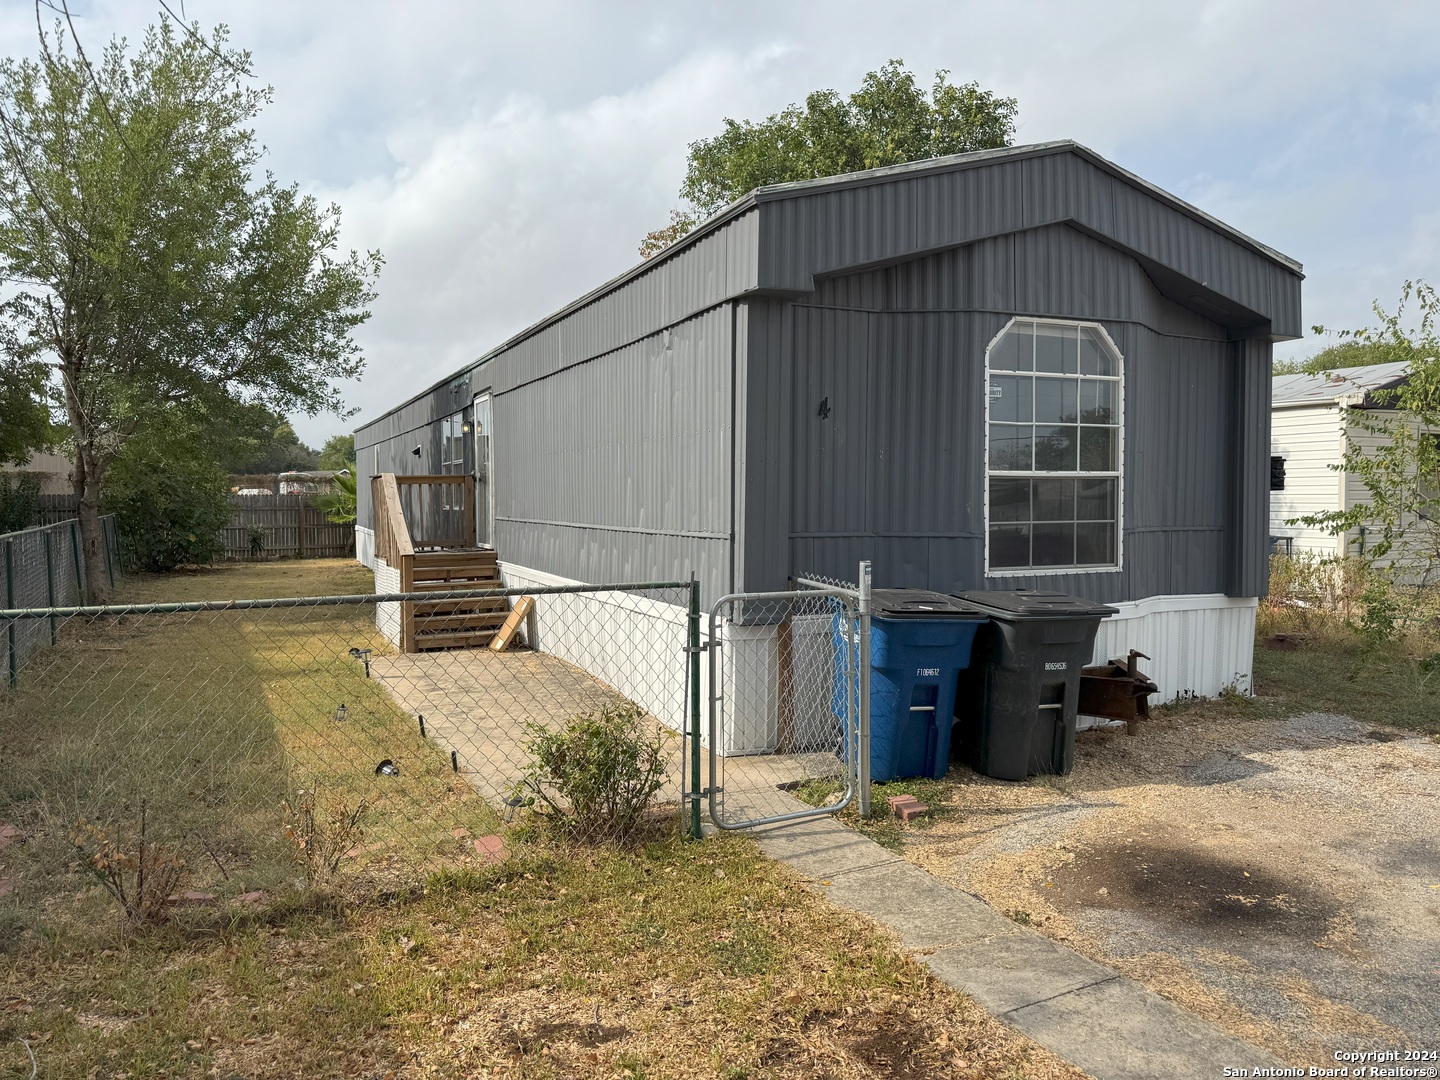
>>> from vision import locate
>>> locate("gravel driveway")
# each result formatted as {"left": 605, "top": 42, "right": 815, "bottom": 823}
{"left": 897, "top": 710, "right": 1440, "bottom": 1068}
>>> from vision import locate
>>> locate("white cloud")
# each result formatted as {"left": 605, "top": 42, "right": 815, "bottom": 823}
{"left": 3, "top": 1, "right": 1439, "bottom": 442}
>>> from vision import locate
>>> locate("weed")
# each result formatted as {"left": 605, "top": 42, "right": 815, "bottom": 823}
{"left": 1005, "top": 908, "right": 1035, "bottom": 926}
{"left": 70, "top": 802, "right": 188, "bottom": 924}
{"left": 281, "top": 786, "right": 369, "bottom": 887}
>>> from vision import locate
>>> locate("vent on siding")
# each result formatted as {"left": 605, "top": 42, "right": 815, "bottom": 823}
{"left": 1270, "top": 455, "right": 1286, "bottom": 491}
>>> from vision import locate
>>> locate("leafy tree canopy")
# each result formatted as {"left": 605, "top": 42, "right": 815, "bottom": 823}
{"left": 214, "top": 404, "right": 321, "bottom": 474}
{"left": 0, "top": 353, "right": 52, "bottom": 465}
{"left": 1273, "top": 337, "right": 1414, "bottom": 376}
{"left": 640, "top": 60, "right": 1018, "bottom": 258}
{"left": 0, "top": 18, "right": 381, "bottom": 599}
{"left": 317, "top": 433, "right": 355, "bottom": 471}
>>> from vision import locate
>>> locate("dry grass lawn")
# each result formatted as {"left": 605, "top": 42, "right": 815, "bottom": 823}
{"left": 0, "top": 560, "right": 1085, "bottom": 1079}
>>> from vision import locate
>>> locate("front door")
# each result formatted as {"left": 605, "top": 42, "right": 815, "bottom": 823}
{"left": 472, "top": 393, "right": 493, "bottom": 547}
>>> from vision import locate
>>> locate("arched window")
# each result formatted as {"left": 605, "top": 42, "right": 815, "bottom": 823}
{"left": 985, "top": 319, "right": 1123, "bottom": 573}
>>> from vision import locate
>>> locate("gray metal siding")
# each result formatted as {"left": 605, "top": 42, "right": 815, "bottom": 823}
{"left": 489, "top": 212, "right": 758, "bottom": 396}
{"left": 774, "top": 227, "right": 1269, "bottom": 603}
{"left": 734, "top": 299, "right": 792, "bottom": 598}
{"left": 492, "top": 304, "right": 733, "bottom": 604}
{"left": 1229, "top": 337, "right": 1273, "bottom": 597}
{"left": 357, "top": 143, "right": 1297, "bottom": 608}
{"left": 758, "top": 151, "right": 1301, "bottom": 338}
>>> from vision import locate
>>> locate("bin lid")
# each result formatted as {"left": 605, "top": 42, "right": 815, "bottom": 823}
{"left": 953, "top": 589, "right": 1118, "bottom": 620}
{"left": 870, "top": 589, "right": 987, "bottom": 620}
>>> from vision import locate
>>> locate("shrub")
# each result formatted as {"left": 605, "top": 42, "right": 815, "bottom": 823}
{"left": 311, "top": 469, "right": 356, "bottom": 525}
{"left": 70, "top": 803, "right": 189, "bottom": 924}
{"left": 281, "top": 786, "right": 369, "bottom": 887}
{"left": 103, "top": 437, "right": 230, "bottom": 570}
{"left": 517, "top": 701, "right": 668, "bottom": 843}
{"left": 0, "top": 471, "right": 41, "bottom": 533}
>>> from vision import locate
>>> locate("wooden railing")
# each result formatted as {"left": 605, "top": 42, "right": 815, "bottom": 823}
{"left": 369, "top": 472, "right": 498, "bottom": 653}
{"left": 371, "top": 473, "right": 415, "bottom": 568}
{"left": 394, "top": 474, "right": 475, "bottom": 550}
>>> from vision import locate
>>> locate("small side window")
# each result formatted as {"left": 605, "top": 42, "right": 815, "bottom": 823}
{"left": 1270, "top": 456, "right": 1286, "bottom": 492}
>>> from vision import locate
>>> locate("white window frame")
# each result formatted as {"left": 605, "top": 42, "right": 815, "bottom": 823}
{"left": 982, "top": 316, "right": 1126, "bottom": 576}
{"left": 440, "top": 412, "right": 466, "bottom": 473}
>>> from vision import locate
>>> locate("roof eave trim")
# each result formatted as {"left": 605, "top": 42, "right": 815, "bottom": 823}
{"left": 745, "top": 140, "right": 1303, "bottom": 276}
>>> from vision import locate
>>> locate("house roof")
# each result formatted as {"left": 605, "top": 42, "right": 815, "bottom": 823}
{"left": 359, "top": 139, "right": 1305, "bottom": 442}
{"left": 1271, "top": 361, "right": 1411, "bottom": 408}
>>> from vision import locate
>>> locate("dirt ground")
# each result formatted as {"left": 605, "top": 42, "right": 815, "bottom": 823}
{"left": 895, "top": 709, "right": 1440, "bottom": 1068}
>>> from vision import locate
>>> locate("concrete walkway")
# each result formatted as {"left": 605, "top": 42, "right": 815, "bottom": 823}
{"left": 753, "top": 813, "right": 1291, "bottom": 1080}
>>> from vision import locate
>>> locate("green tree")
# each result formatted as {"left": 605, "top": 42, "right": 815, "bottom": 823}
{"left": 217, "top": 406, "right": 321, "bottom": 474}
{"left": 1273, "top": 337, "right": 1412, "bottom": 376}
{"left": 1290, "top": 281, "right": 1440, "bottom": 584}
{"left": 642, "top": 60, "right": 1018, "bottom": 257}
{"left": 0, "top": 19, "right": 381, "bottom": 600}
{"left": 103, "top": 419, "right": 231, "bottom": 571}
{"left": 0, "top": 354, "right": 51, "bottom": 465}
{"left": 317, "top": 433, "right": 355, "bottom": 471}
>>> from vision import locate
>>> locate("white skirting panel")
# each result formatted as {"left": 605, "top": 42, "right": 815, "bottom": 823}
{"left": 498, "top": 562, "right": 691, "bottom": 734}
{"left": 374, "top": 556, "right": 402, "bottom": 647}
{"left": 356, "top": 527, "right": 375, "bottom": 569}
{"left": 1090, "top": 593, "right": 1257, "bottom": 703}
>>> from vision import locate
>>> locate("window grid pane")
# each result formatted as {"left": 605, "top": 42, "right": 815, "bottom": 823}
{"left": 987, "top": 320, "right": 1121, "bottom": 571}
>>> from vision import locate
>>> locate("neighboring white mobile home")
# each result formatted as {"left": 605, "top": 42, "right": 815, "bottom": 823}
{"left": 1269, "top": 361, "right": 1426, "bottom": 560}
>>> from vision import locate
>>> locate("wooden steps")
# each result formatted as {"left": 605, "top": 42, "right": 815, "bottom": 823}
{"left": 403, "top": 548, "right": 513, "bottom": 651}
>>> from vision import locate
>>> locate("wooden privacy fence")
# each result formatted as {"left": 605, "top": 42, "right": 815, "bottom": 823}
{"left": 226, "top": 495, "right": 353, "bottom": 560}
{"left": 36, "top": 494, "right": 353, "bottom": 560}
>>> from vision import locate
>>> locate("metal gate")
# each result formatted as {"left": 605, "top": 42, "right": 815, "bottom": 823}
{"left": 705, "top": 568, "right": 871, "bottom": 830}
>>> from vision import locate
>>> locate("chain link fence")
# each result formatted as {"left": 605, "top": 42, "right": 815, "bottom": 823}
{"left": 706, "top": 583, "right": 861, "bottom": 829}
{"left": 1, "top": 516, "right": 119, "bottom": 683}
{"left": 0, "top": 581, "right": 692, "bottom": 920}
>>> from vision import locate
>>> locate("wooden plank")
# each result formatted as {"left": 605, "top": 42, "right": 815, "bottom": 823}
{"left": 415, "top": 630, "right": 498, "bottom": 649}
{"left": 409, "top": 579, "right": 502, "bottom": 593}
{"left": 411, "top": 601, "right": 512, "bottom": 616}
{"left": 413, "top": 611, "right": 509, "bottom": 630}
{"left": 400, "top": 552, "right": 415, "bottom": 653}
{"left": 489, "top": 595, "right": 534, "bottom": 653}
{"left": 412, "top": 550, "right": 497, "bottom": 565}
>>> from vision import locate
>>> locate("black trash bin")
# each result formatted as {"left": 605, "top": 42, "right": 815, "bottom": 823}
{"left": 952, "top": 590, "right": 1116, "bottom": 781}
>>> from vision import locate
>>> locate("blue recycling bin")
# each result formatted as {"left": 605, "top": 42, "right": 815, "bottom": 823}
{"left": 834, "top": 590, "right": 987, "bottom": 782}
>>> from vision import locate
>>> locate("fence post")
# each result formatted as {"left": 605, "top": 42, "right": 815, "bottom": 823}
{"left": 4, "top": 539, "right": 14, "bottom": 689}
{"left": 688, "top": 573, "right": 702, "bottom": 841}
{"left": 104, "top": 517, "right": 116, "bottom": 588}
{"left": 69, "top": 520, "right": 83, "bottom": 602}
{"left": 857, "top": 559, "right": 872, "bottom": 819}
{"left": 45, "top": 528, "right": 56, "bottom": 646}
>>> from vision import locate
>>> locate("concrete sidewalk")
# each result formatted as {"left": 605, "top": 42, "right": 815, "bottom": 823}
{"left": 753, "top": 814, "right": 1290, "bottom": 1080}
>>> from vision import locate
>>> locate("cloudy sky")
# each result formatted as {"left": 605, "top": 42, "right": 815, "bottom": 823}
{"left": 4, "top": 1, "right": 1438, "bottom": 446}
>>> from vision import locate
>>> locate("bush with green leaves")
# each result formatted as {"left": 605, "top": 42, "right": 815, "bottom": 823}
{"left": 103, "top": 436, "right": 230, "bottom": 571}
{"left": 311, "top": 470, "right": 356, "bottom": 525}
{"left": 0, "top": 471, "right": 41, "bottom": 533}
{"left": 517, "top": 701, "right": 668, "bottom": 843}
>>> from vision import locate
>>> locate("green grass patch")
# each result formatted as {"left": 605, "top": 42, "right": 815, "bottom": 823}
{"left": 794, "top": 775, "right": 956, "bottom": 852}
{"left": 0, "top": 559, "right": 500, "bottom": 930}
{"left": 0, "top": 562, "right": 1081, "bottom": 1078}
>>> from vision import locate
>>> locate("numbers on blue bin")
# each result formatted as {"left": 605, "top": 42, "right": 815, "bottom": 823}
{"left": 917, "top": 667, "right": 940, "bottom": 677}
